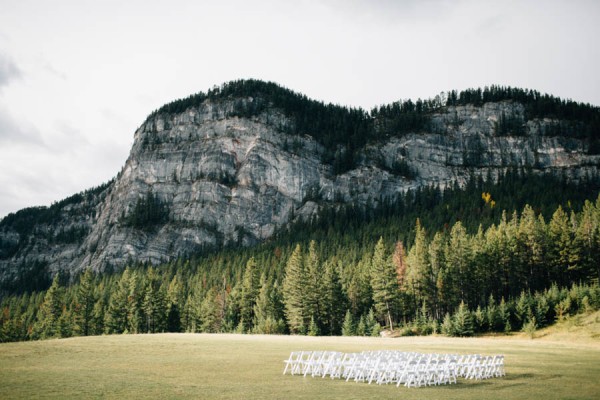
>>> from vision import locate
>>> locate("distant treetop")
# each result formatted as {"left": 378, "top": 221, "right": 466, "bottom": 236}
{"left": 145, "top": 80, "right": 600, "bottom": 172}
{"left": 148, "top": 79, "right": 599, "bottom": 124}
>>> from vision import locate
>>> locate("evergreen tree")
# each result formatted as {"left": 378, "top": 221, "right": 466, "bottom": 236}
{"left": 575, "top": 200, "right": 600, "bottom": 282}
{"left": 441, "top": 312, "right": 454, "bottom": 336}
{"left": 74, "top": 269, "right": 95, "bottom": 336}
{"left": 365, "top": 308, "right": 377, "bottom": 337}
{"left": 474, "top": 305, "right": 486, "bottom": 332}
{"left": 104, "top": 269, "right": 131, "bottom": 334}
{"left": 142, "top": 283, "right": 164, "bottom": 333}
{"left": 34, "top": 276, "right": 63, "bottom": 339}
{"left": 342, "top": 310, "right": 355, "bottom": 336}
{"left": 282, "top": 245, "right": 306, "bottom": 334}
{"left": 181, "top": 294, "right": 197, "bottom": 332}
{"left": 486, "top": 294, "right": 501, "bottom": 332}
{"left": 427, "top": 232, "right": 446, "bottom": 318}
{"left": 253, "top": 276, "right": 286, "bottom": 334}
{"left": 392, "top": 241, "right": 408, "bottom": 290}
{"left": 522, "top": 316, "right": 537, "bottom": 339}
{"left": 126, "top": 271, "right": 142, "bottom": 334}
{"left": 346, "top": 254, "right": 373, "bottom": 317}
{"left": 534, "top": 293, "right": 549, "bottom": 327}
{"left": 239, "top": 258, "right": 260, "bottom": 333}
{"left": 57, "top": 305, "right": 73, "bottom": 338}
{"left": 515, "top": 291, "right": 531, "bottom": 330}
{"left": 166, "top": 276, "right": 182, "bottom": 332}
{"left": 307, "top": 316, "right": 320, "bottom": 336}
{"left": 470, "top": 226, "right": 487, "bottom": 306}
{"left": 370, "top": 237, "right": 398, "bottom": 330}
{"left": 517, "top": 205, "right": 547, "bottom": 292}
{"left": 371, "top": 321, "right": 382, "bottom": 337}
{"left": 452, "top": 300, "right": 474, "bottom": 337}
{"left": 356, "top": 315, "right": 366, "bottom": 336}
{"left": 406, "top": 220, "right": 429, "bottom": 311}
{"left": 498, "top": 297, "right": 511, "bottom": 332}
{"left": 91, "top": 297, "right": 105, "bottom": 335}
{"left": 199, "top": 287, "right": 221, "bottom": 333}
{"left": 221, "top": 283, "right": 240, "bottom": 333}
{"left": 304, "top": 241, "right": 326, "bottom": 332}
{"left": 322, "top": 260, "right": 346, "bottom": 335}
{"left": 548, "top": 206, "right": 578, "bottom": 286}
{"left": 444, "top": 222, "right": 472, "bottom": 307}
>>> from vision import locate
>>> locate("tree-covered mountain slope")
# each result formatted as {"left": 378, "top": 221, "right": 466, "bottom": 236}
{"left": 1, "top": 80, "right": 599, "bottom": 294}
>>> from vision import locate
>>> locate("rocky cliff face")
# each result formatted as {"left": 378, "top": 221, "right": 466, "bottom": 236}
{"left": 1, "top": 93, "right": 599, "bottom": 287}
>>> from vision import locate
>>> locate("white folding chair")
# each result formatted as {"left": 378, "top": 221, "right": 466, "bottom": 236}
{"left": 283, "top": 351, "right": 302, "bottom": 375}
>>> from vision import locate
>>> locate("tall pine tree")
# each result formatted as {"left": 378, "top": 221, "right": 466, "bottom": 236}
{"left": 74, "top": 269, "right": 95, "bottom": 336}
{"left": 282, "top": 245, "right": 306, "bottom": 334}
{"left": 370, "top": 237, "right": 399, "bottom": 330}
{"left": 239, "top": 257, "right": 260, "bottom": 332}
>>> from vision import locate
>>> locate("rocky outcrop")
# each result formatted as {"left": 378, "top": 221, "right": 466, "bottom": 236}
{"left": 1, "top": 93, "right": 599, "bottom": 287}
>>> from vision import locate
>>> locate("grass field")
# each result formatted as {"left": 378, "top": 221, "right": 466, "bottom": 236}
{"left": 1, "top": 327, "right": 599, "bottom": 399}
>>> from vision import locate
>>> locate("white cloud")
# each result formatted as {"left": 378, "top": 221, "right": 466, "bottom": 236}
{"left": 0, "top": 0, "right": 598, "bottom": 217}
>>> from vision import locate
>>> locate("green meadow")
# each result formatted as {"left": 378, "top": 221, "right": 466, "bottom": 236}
{"left": 1, "top": 331, "right": 599, "bottom": 400}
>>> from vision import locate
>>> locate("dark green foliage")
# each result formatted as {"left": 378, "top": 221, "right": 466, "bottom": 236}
{"left": 452, "top": 301, "right": 474, "bottom": 337}
{"left": 389, "top": 160, "right": 417, "bottom": 179}
{"left": 0, "top": 180, "right": 112, "bottom": 238}
{"left": 166, "top": 276, "right": 183, "bottom": 333}
{"left": 448, "top": 85, "right": 600, "bottom": 140}
{"left": 142, "top": 268, "right": 167, "bottom": 333}
{"left": 0, "top": 181, "right": 112, "bottom": 296}
{"left": 307, "top": 316, "right": 320, "bottom": 336}
{"left": 53, "top": 226, "right": 90, "bottom": 245}
{"left": 282, "top": 245, "right": 306, "bottom": 334}
{"left": 322, "top": 261, "right": 347, "bottom": 335}
{"left": 371, "top": 98, "right": 435, "bottom": 136}
{"left": 32, "top": 276, "right": 63, "bottom": 339}
{"left": 122, "top": 191, "right": 169, "bottom": 231}
{"left": 370, "top": 237, "right": 399, "bottom": 330}
{"left": 1, "top": 261, "right": 51, "bottom": 295}
{"left": 495, "top": 112, "right": 526, "bottom": 136}
{"left": 342, "top": 310, "right": 355, "bottom": 336}
{"left": 252, "top": 277, "right": 286, "bottom": 334}
{"left": 73, "top": 269, "right": 95, "bottom": 336}
{"left": 239, "top": 258, "right": 259, "bottom": 333}
{"left": 104, "top": 269, "right": 131, "bottom": 334}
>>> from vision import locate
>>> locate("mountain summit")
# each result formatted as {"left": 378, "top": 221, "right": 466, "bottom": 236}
{"left": 1, "top": 80, "right": 599, "bottom": 291}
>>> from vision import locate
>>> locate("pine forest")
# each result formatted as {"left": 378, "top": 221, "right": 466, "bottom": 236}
{"left": 2, "top": 171, "right": 600, "bottom": 342}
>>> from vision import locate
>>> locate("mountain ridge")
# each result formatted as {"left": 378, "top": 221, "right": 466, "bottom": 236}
{"left": 1, "top": 79, "right": 600, "bottom": 293}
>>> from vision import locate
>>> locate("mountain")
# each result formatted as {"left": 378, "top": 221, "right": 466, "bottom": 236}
{"left": 1, "top": 80, "right": 599, "bottom": 293}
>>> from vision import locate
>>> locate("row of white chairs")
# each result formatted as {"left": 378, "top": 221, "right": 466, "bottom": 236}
{"left": 283, "top": 350, "right": 504, "bottom": 388}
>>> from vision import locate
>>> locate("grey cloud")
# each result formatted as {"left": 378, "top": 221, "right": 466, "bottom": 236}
{"left": 0, "top": 167, "right": 65, "bottom": 218}
{"left": 0, "top": 105, "right": 43, "bottom": 145}
{"left": 0, "top": 52, "right": 21, "bottom": 89}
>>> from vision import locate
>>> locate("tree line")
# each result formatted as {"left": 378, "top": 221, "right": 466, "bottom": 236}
{"left": 2, "top": 193, "right": 599, "bottom": 342}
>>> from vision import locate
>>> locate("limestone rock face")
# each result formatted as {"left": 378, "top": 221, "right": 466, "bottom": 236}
{"left": 1, "top": 97, "right": 598, "bottom": 285}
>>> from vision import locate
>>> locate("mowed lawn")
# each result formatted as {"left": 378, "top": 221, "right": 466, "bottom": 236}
{"left": 1, "top": 333, "right": 599, "bottom": 400}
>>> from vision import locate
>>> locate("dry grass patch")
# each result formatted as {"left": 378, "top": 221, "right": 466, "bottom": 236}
{"left": 1, "top": 333, "right": 599, "bottom": 399}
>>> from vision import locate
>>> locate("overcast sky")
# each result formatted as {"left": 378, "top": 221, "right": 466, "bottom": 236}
{"left": 0, "top": 0, "right": 599, "bottom": 218}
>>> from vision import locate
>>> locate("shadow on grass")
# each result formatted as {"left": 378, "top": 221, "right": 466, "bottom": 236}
{"left": 440, "top": 374, "right": 534, "bottom": 391}
{"left": 504, "top": 373, "right": 534, "bottom": 380}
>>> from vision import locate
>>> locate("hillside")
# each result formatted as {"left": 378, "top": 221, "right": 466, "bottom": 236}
{"left": 533, "top": 310, "right": 600, "bottom": 342}
{"left": 1, "top": 80, "right": 600, "bottom": 293}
